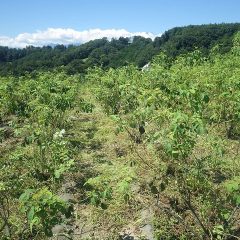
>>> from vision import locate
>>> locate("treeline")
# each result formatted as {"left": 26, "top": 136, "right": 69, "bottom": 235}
{"left": 0, "top": 23, "right": 239, "bottom": 76}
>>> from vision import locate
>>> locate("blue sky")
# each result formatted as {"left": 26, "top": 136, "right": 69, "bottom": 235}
{"left": 0, "top": 0, "right": 240, "bottom": 47}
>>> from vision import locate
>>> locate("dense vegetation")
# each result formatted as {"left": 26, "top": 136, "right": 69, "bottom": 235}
{"left": 0, "top": 28, "right": 240, "bottom": 239}
{"left": 0, "top": 23, "right": 239, "bottom": 76}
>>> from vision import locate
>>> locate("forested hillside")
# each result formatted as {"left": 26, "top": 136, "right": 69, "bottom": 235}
{"left": 0, "top": 28, "right": 240, "bottom": 239}
{"left": 0, "top": 23, "right": 239, "bottom": 76}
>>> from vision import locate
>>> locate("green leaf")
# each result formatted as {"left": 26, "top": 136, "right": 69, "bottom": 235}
{"left": 236, "top": 195, "right": 240, "bottom": 205}
{"left": 225, "top": 182, "right": 239, "bottom": 193}
{"left": 19, "top": 189, "right": 35, "bottom": 202}
{"left": 30, "top": 216, "right": 40, "bottom": 232}
{"left": 0, "top": 182, "right": 6, "bottom": 191}
{"left": 27, "top": 206, "right": 35, "bottom": 222}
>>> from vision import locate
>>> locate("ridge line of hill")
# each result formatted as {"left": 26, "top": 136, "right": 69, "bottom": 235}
{"left": 0, "top": 23, "right": 239, "bottom": 76}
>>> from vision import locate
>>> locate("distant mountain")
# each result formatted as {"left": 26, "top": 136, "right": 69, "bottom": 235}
{"left": 0, "top": 23, "right": 239, "bottom": 76}
{"left": 156, "top": 23, "right": 240, "bottom": 56}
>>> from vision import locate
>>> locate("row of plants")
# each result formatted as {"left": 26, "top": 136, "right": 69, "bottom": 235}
{"left": 0, "top": 71, "right": 93, "bottom": 239}
{"left": 86, "top": 33, "right": 240, "bottom": 239}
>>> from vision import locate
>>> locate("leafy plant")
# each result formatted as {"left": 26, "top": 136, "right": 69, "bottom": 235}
{"left": 19, "top": 188, "right": 72, "bottom": 237}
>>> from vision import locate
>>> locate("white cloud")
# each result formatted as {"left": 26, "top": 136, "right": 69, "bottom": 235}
{"left": 0, "top": 28, "right": 160, "bottom": 48}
